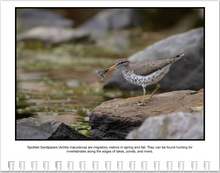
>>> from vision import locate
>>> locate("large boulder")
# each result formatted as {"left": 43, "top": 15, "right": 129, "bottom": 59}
{"left": 104, "top": 27, "right": 204, "bottom": 91}
{"left": 77, "top": 9, "right": 142, "bottom": 31}
{"left": 16, "top": 117, "right": 90, "bottom": 139}
{"left": 126, "top": 112, "right": 203, "bottom": 139}
{"left": 89, "top": 89, "right": 203, "bottom": 139}
{"left": 75, "top": 9, "right": 143, "bottom": 45}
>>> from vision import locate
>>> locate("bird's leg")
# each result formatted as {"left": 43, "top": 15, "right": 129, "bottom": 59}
{"left": 149, "top": 83, "right": 160, "bottom": 100}
{"left": 138, "top": 87, "right": 146, "bottom": 106}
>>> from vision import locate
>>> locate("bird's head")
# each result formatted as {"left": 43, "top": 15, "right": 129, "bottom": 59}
{"left": 106, "top": 59, "right": 130, "bottom": 72}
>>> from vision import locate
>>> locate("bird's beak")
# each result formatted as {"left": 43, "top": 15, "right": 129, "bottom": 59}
{"left": 106, "top": 65, "right": 117, "bottom": 72}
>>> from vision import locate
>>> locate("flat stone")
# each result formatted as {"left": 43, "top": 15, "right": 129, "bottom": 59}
{"left": 16, "top": 117, "right": 90, "bottom": 139}
{"left": 89, "top": 89, "right": 203, "bottom": 139}
{"left": 104, "top": 27, "right": 204, "bottom": 91}
{"left": 126, "top": 112, "right": 203, "bottom": 139}
{"left": 17, "top": 27, "right": 89, "bottom": 44}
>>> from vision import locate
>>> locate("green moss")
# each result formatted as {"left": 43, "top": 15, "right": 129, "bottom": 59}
{"left": 78, "top": 130, "right": 90, "bottom": 137}
{"left": 17, "top": 54, "right": 117, "bottom": 71}
{"left": 70, "top": 115, "right": 91, "bottom": 137}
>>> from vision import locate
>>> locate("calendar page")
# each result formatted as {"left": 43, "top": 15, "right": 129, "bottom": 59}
{"left": 1, "top": 0, "right": 219, "bottom": 172}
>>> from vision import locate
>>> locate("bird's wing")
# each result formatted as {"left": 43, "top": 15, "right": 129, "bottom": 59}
{"left": 129, "top": 57, "right": 179, "bottom": 76}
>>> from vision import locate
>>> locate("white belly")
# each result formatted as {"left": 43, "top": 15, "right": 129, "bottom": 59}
{"left": 122, "top": 64, "right": 171, "bottom": 88}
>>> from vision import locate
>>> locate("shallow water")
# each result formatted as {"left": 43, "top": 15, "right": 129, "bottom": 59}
{"left": 16, "top": 31, "right": 168, "bottom": 137}
{"left": 16, "top": 68, "right": 144, "bottom": 137}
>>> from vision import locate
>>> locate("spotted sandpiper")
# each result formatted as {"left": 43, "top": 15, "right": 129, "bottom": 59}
{"left": 97, "top": 54, "right": 184, "bottom": 106}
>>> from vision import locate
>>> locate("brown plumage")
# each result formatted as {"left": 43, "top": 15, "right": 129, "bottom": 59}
{"left": 129, "top": 56, "right": 181, "bottom": 76}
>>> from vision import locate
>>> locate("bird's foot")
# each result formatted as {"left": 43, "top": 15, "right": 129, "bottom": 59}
{"left": 136, "top": 100, "right": 147, "bottom": 106}
{"left": 148, "top": 97, "right": 156, "bottom": 101}
{"left": 137, "top": 102, "right": 145, "bottom": 106}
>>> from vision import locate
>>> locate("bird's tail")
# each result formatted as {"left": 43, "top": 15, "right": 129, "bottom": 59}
{"left": 170, "top": 54, "right": 184, "bottom": 63}
{"left": 176, "top": 54, "right": 185, "bottom": 60}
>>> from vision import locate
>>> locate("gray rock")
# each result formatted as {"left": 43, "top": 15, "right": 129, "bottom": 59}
{"left": 76, "top": 9, "right": 142, "bottom": 45}
{"left": 17, "top": 27, "right": 89, "bottom": 44}
{"left": 78, "top": 9, "right": 142, "bottom": 31}
{"left": 126, "top": 112, "right": 203, "bottom": 139}
{"left": 104, "top": 27, "right": 204, "bottom": 91}
{"left": 17, "top": 9, "right": 74, "bottom": 30}
{"left": 16, "top": 117, "right": 90, "bottom": 139}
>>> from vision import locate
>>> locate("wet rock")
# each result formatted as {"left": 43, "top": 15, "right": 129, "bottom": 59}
{"left": 78, "top": 9, "right": 142, "bottom": 31}
{"left": 16, "top": 117, "right": 90, "bottom": 139}
{"left": 104, "top": 27, "right": 204, "bottom": 91}
{"left": 126, "top": 112, "right": 203, "bottom": 139}
{"left": 17, "top": 9, "right": 74, "bottom": 31}
{"left": 89, "top": 89, "right": 203, "bottom": 139}
{"left": 17, "top": 27, "right": 89, "bottom": 44}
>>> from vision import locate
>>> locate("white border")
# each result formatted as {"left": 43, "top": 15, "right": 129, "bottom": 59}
{"left": 1, "top": 1, "right": 219, "bottom": 172}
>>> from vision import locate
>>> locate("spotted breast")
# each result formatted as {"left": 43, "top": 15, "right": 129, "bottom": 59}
{"left": 121, "top": 63, "right": 172, "bottom": 88}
